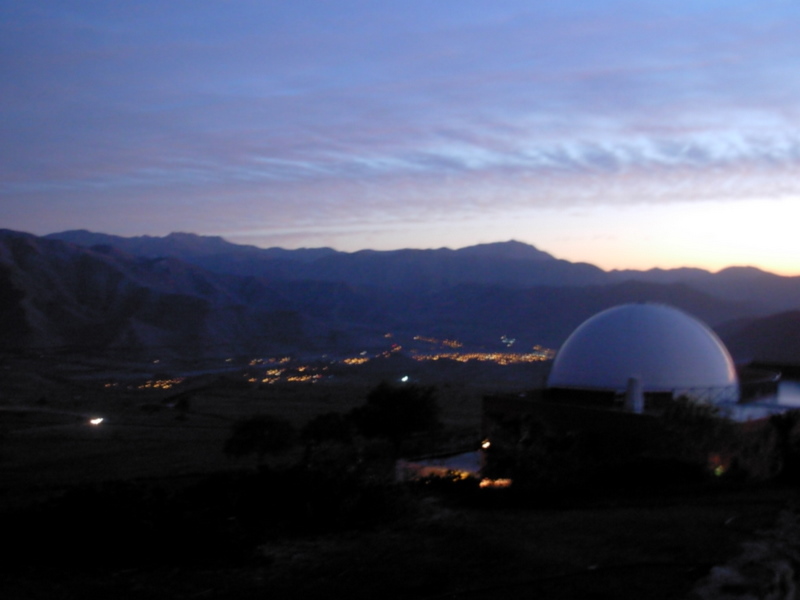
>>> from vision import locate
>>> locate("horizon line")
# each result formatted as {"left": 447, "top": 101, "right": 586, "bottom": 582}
{"left": 21, "top": 227, "right": 798, "bottom": 278}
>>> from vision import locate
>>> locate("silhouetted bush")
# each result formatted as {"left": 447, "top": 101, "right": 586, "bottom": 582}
{"left": 349, "top": 381, "right": 441, "bottom": 444}
{"left": 1, "top": 463, "right": 416, "bottom": 570}
{"left": 658, "top": 397, "right": 781, "bottom": 481}
{"left": 480, "top": 397, "right": 781, "bottom": 502}
{"left": 223, "top": 414, "right": 296, "bottom": 463}
{"left": 301, "top": 411, "right": 355, "bottom": 445}
{"left": 770, "top": 409, "right": 800, "bottom": 481}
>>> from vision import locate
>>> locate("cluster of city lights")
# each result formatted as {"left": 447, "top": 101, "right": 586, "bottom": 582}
{"left": 531, "top": 345, "right": 555, "bottom": 357}
{"left": 377, "top": 345, "right": 403, "bottom": 358}
{"left": 137, "top": 378, "right": 185, "bottom": 390}
{"left": 243, "top": 347, "right": 410, "bottom": 385}
{"left": 248, "top": 357, "right": 293, "bottom": 366}
{"left": 342, "top": 357, "right": 370, "bottom": 365}
{"left": 99, "top": 337, "right": 555, "bottom": 392}
{"left": 412, "top": 351, "right": 554, "bottom": 365}
{"left": 104, "top": 378, "right": 185, "bottom": 390}
{"left": 479, "top": 478, "right": 512, "bottom": 489}
{"left": 248, "top": 374, "right": 325, "bottom": 384}
{"left": 285, "top": 374, "right": 323, "bottom": 383}
{"left": 247, "top": 364, "right": 329, "bottom": 385}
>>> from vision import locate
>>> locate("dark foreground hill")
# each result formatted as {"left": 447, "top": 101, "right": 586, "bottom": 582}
{"left": 717, "top": 311, "right": 800, "bottom": 366}
{"left": 1, "top": 229, "right": 798, "bottom": 360}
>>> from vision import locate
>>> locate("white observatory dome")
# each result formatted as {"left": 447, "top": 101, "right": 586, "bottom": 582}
{"left": 547, "top": 304, "right": 738, "bottom": 396}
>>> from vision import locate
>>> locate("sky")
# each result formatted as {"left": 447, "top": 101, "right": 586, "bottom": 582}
{"left": 2, "top": 1, "right": 800, "bottom": 275}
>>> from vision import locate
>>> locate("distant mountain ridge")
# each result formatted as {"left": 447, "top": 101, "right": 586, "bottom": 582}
{"left": 0, "top": 228, "right": 794, "bottom": 362}
{"left": 45, "top": 229, "right": 338, "bottom": 262}
{"left": 46, "top": 230, "right": 608, "bottom": 291}
{"left": 47, "top": 230, "right": 554, "bottom": 261}
{"left": 45, "top": 229, "right": 800, "bottom": 314}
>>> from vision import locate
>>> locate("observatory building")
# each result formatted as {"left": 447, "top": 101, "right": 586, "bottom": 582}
{"left": 546, "top": 303, "right": 740, "bottom": 410}
{"left": 479, "top": 302, "right": 787, "bottom": 483}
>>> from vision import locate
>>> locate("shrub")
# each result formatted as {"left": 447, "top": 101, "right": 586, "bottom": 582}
{"left": 301, "top": 411, "right": 355, "bottom": 445}
{"left": 349, "top": 381, "right": 441, "bottom": 444}
{"left": 223, "top": 414, "right": 296, "bottom": 463}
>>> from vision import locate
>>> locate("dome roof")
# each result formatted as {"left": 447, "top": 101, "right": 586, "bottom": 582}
{"left": 547, "top": 303, "right": 737, "bottom": 393}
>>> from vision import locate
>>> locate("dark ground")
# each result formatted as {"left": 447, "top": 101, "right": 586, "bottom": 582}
{"left": 1, "top": 353, "right": 799, "bottom": 599}
{"left": 2, "top": 484, "right": 797, "bottom": 600}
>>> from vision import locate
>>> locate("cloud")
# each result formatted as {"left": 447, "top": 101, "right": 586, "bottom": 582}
{"left": 3, "top": 1, "right": 800, "bottom": 258}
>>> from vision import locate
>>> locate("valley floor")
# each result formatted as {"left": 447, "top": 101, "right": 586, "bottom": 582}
{"left": 2, "top": 353, "right": 800, "bottom": 599}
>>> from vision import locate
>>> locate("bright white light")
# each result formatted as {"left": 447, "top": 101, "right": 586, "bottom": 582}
{"left": 481, "top": 439, "right": 491, "bottom": 449}
{"left": 501, "top": 335, "right": 515, "bottom": 347}
{"left": 400, "top": 375, "right": 409, "bottom": 382}
{"left": 89, "top": 417, "right": 104, "bottom": 426}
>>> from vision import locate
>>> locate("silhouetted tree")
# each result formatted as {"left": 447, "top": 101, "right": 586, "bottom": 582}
{"left": 658, "top": 397, "right": 737, "bottom": 466}
{"left": 223, "top": 415, "right": 296, "bottom": 464}
{"left": 301, "top": 411, "right": 355, "bottom": 445}
{"left": 768, "top": 410, "right": 800, "bottom": 481}
{"left": 656, "top": 396, "right": 781, "bottom": 481}
{"left": 349, "top": 381, "right": 441, "bottom": 444}
{"left": 174, "top": 395, "right": 191, "bottom": 412}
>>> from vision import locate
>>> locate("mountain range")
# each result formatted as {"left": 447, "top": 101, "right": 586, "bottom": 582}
{"left": 1, "top": 228, "right": 798, "bottom": 365}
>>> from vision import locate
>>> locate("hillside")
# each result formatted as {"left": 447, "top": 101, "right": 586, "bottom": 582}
{"left": 47, "top": 229, "right": 800, "bottom": 315}
{"left": 717, "top": 311, "right": 800, "bottom": 365}
{"left": 1, "top": 229, "right": 797, "bottom": 360}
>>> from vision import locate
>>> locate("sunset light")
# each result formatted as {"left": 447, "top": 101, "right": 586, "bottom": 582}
{"left": 2, "top": 2, "right": 799, "bottom": 274}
